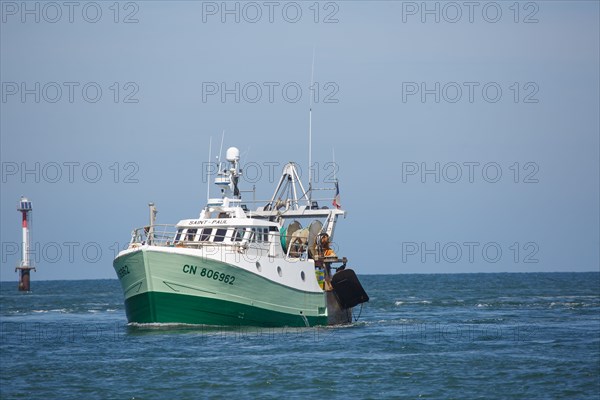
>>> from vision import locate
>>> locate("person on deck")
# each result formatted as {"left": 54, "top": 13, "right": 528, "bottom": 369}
{"left": 320, "top": 233, "right": 337, "bottom": 258}
{"left": 318, "top": 234, "right": 337, "bottom": 291}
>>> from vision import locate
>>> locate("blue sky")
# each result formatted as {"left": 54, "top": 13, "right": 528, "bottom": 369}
{"left": 1, "top": 1, "right": 599, "bottom": 280}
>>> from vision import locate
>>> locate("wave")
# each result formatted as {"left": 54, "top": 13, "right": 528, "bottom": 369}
{"left": 394, "top": 299, "right": 433, "bottom": 307}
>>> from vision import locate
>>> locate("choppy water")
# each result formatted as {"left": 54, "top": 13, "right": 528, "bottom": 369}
{"left": 1, "top": 273, "right": 599, "bottom": 399}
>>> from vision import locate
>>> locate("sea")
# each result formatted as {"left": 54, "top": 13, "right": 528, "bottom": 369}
{"left": 0, "top": 273, "right": 599, "bottom": 399}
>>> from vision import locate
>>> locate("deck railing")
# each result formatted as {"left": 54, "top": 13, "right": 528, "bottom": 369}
{"left": 130, "top": 224, "right": 179, "bottom": 247}
{"left": 128, "top": 223, "right": 343, "bottom": 264}
{"left": 129, "top": 224, "right": 280, "bottom": 251}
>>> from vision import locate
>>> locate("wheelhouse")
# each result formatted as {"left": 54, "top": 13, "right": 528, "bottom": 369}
{"left": 173, "top": 220, "right": 278, "bottom": 246}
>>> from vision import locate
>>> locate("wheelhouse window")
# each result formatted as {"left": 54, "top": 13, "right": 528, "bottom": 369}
{"left": 250, "top": 227, "right": 270, "bottom": 243}
{"left": 200, "top": 228, "right": 213, "bottom": 242}
{"left": 174, "top": 228, "right": 183, "bottom": 242}
{"left": 233, "top": 227, "right": 246, "bottom": 242}
{"left": 213, "top": 228, "right": 228, "bottom": 242}
{"left": 186, "top": 228, "right": 197, "bottom": 241}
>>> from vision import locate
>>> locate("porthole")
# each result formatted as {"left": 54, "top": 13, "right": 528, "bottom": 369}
{"left": 300, "top": 271, "right": 306, "bottom": 281}
{"left": 277, "top": 266, "right": 282, "bottom": 277}
{"left": 256, "top": 262, "right": 261, "bottom": 271}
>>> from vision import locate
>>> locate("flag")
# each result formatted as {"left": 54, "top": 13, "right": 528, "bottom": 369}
{"left": 332, "top": 181, "right": 341, "bottom": 209}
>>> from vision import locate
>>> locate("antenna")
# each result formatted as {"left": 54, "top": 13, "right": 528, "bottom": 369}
{"left": 241, "top": 146, "right": 251, "bottom": 160}
{"left": 308, "top": 48, "right": 315, "bottom": 202}
{"left": 206, "top": 136, "right": 212, "bottom": 203}
{"left": 218, "top": 130, "right": 225, "bottom": 172}
{"left": 332, "top": 147, "right": 337, "bottom": 182}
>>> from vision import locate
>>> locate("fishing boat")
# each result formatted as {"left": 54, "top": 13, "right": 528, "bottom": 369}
{"left": 113, "top": 146, "right": 368, "bottom": 327}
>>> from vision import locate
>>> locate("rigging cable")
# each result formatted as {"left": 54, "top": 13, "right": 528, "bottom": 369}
{"left": 353, "top": 303, "right": 364, "bottom": 323}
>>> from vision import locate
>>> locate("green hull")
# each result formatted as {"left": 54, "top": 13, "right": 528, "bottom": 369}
{"left": 126, "top": 291, "right": 327, "bottom": 327}
{"left": 114, "top": 248, "right": 328, "bottom": 327}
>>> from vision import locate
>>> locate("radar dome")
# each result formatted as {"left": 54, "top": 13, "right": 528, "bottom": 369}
{"left": 226, "top": 147, "right": 240, "bottom": 162}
